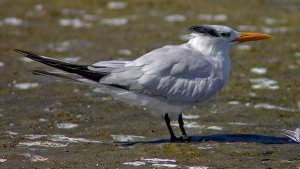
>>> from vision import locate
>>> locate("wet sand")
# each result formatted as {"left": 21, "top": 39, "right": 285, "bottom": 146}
{"left": 1, "top": 0, "right": 300, "bottom": 168}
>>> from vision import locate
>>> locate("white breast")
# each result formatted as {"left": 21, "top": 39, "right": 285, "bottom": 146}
{"left": 170, "top": 54, "right": 231, "bottom": 104}
{"left": 178, "top": 36, "right": 232, "bottom": 103}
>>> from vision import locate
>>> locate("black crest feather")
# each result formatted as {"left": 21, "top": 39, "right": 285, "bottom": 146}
{"left": 188, "top": 25, "right": 220, "bottom": 37}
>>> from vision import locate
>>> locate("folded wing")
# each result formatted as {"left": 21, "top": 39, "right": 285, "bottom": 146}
{"left": 98, "top": 44, "right": 213, "bottom": 103}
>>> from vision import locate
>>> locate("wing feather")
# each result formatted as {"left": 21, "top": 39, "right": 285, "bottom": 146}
{"left": 99, "top": 43, "right": 214, "bottom": 102}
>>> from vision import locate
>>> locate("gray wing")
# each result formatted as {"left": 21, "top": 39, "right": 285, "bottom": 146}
{"left": 95, "top": 43, "right": 213, "bottom": 103}
{"left": 88, "top": 60, "right": 130, "bottom": 72}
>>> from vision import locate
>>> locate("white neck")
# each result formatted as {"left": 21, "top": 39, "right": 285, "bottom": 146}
{"left": 188, "top": 35, "right": 232, "bottom": 82}
{"left": 188, "top": 36, "right": 231, "bottom": 58}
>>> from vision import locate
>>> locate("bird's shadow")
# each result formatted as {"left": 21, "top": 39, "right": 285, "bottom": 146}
{"left": 115, "top": 134, "right": 295, "bottom": 146}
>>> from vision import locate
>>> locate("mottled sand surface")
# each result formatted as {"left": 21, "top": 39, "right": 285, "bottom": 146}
{"left": 1, "top": 0, "right": 300, "bottom": 168}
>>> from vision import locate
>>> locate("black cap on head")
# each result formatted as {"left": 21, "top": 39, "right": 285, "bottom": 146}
{"left": 188, "top": 25, "right": 220, "bottom": 37}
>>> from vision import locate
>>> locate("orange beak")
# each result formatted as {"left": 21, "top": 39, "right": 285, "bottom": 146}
{"left": 232, "top": 32, "right": 272, "bottom": 43}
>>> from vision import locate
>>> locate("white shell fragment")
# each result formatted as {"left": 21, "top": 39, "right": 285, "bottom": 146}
{"left": 254, "top": 103, "right": 295, "bottom": 112}
{"left": 250, "top": 67, "right": 267, "bottom": 75}
{"left": 31, "top": 155, "right": 48, "bottom": 162}
{"left": 123, "top": 161, "right": 146, "bottom": 166}
{"left": 107, "top": 2, "right": 127, "bottom": 9}
{"left": 101, "top": 18, "right": 128, "bottom": 26}
{"left": 282, "top": 126, "right": 300, "bottom": 143}
{"left": 165, "top": 14, "right": 186, "bottom": 22}
{"left": 198, "top": 14, "right": 228, "bottom": 22}
{"left": 59, "top": 18, "right": 92, "bottom": 28}
{"left": 250, "top": 78, "right": 279, "bottom": 90}
{"left": 14, "top": 82, "right": 39, "bottom": 90}
{"left": 3, "top": 17, "right": 23, "bottom": 26}
{"left": 18, "top": 141, "right": 68, "bottom": 148}
{"left": 57, "top": 123, "right": 79, "bottom": 129}
{"left": 0, "top": 158, "right": 7, "bottom": 163}
{"left": 111, "top": 135, "right": 145, "bottom": 142}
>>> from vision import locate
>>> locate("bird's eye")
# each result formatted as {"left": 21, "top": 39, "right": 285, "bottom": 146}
{"left": 221, "top": 32, "right": 230, "bottom": 37}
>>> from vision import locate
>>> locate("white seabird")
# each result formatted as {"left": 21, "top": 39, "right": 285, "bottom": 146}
{"left": 15, "top": 25, "right": 272, "bottom": 141}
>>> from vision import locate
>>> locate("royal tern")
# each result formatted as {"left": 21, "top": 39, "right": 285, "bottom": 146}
{"left": 15, "top": 25, "right": 271, "bottom": 141}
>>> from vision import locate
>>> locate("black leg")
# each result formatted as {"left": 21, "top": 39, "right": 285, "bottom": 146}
{"left": 178, "top": 113, "right": 191, "bottom": 141}
{"left": 164, "top": 113, "right": 177, "bottom": 141}
{"left": 178, "top": 113, "right": 187, "bottom": 136}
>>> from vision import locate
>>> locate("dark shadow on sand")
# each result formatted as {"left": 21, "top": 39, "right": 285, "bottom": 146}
{"left": 115, "top": 134, "right": 294, "bottom": 146}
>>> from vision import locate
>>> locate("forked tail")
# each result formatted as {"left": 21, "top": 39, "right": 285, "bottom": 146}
{"left": 14, "top": 49, "right": 107, "bottom": 81}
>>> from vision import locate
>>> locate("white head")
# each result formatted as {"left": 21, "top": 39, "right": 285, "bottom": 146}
{"left": 187, "top": 25, "right": 272, "bottom": 55}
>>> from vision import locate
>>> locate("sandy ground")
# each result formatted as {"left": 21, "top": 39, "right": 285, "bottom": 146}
{"left": 0, "top": 0, "right": 300, "bottom": 168}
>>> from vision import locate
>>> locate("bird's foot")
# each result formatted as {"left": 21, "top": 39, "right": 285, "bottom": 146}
{"left": 170, "top": 135, "right": 192, "bottom": 142}
{"left": 165, "top": 113, "right": 191, "bottom": 142}
{"left": 179, "top": 135, "right": 192, "bottom": 142}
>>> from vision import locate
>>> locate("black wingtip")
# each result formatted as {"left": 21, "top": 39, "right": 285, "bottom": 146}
{"left": 14, "top": 49, "right": 107, "bottom": 82}
{"left": 14, "top": 49, "right": 30, "bottom": 56}
{"left": 14, "top": 49, "right": 42, "bottom": 59}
